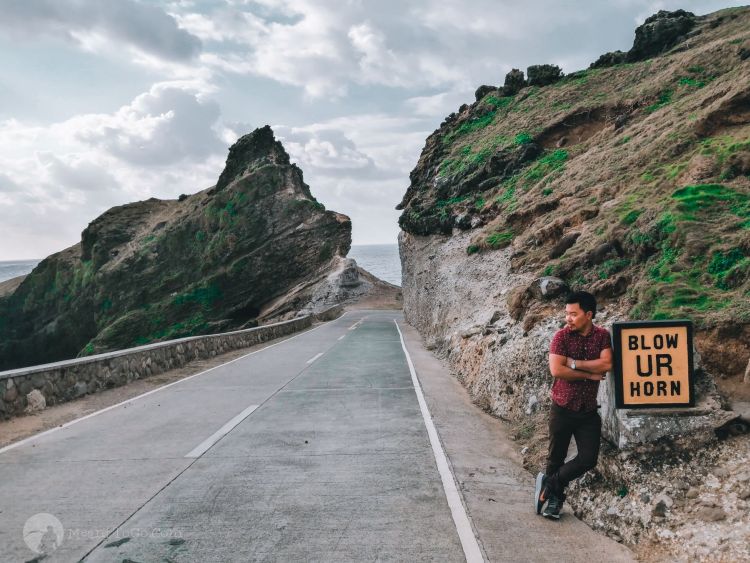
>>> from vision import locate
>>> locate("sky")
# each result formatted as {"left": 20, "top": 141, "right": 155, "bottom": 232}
{"left": 0, "top": 0, "right": 744, "bottom": 260}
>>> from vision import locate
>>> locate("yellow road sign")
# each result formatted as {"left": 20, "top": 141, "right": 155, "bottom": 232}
{"left": 612, "top": 320, "right": 694, "bottom": 408}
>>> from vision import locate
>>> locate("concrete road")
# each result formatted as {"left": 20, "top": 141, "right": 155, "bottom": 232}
{"left": 0, "top": 310, "right": 634, "bottom": 562}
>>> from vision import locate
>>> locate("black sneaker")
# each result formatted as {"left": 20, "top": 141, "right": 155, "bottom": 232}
{"left": 534, "top": 472, "right": 547, "bottom": 514}
{"left": 543, "top": 494, "right": 563, "bottom": 519}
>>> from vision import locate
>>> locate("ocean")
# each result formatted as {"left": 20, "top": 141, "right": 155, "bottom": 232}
{"left": 0, "top": 260, "right": 41, "bottom": 283}
{"left": 0, "top": 245, "right": 402, "bottom": 287}
{"left": 349, "top": 244, "right": 401, "bottom": 286}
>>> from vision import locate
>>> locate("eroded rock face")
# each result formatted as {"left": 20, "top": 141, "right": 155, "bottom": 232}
{"left": 399, "top": 231, "right": 731, "bottom": 447}
{"left": 399, "top": 230, "right": 556, "bottom": 421}
{"left": 0, "top": 126, "right": 352, "bottom": 370}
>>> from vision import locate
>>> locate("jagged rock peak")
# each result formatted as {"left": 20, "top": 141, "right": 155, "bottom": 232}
{"left": 215, "top": 125, "right": 291, "bottom": 191}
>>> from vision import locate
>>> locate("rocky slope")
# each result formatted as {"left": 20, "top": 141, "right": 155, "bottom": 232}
{"left": 398, "top": 7, "right": 749, "bottom": 561}
{"left": 0, "top": 126, "right": 355, "bottom": 371}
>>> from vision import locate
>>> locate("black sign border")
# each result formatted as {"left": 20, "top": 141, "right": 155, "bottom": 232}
{"left": 612, "top": 320, "right": 694, "bottom": 409}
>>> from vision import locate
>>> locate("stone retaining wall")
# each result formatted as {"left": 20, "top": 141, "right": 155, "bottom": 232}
{"left": 0, "top": 308, "right": 343, "bottom": 420}
{"left": 314, "top": 304, "right": 344, "bottom": 322}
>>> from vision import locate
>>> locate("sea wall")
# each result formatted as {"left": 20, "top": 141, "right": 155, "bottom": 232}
{"left": 0, "top": 307, "right": 342, "bottom": 419}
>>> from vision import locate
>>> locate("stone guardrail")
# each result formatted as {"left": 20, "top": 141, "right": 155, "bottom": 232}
{"left": 313, "top": 303, "right": 344, "bottom": 322}
{"left": 0, "top": 305, "right": 345, "bottom": 420}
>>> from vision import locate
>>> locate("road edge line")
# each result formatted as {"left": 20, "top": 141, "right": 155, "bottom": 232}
{"left": 393, "top": 319, "right": 485, "bottom": 563}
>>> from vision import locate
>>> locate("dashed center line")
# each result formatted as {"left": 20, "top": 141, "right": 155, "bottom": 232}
{"left": 338, "top": 335, "right": 346, "bottom": 341}
{"left": 185, "top": 404, "right": 259, "bottom": 458}
{"left": 348, "top": 316, "right": 368, "bottom": 331}
{"left": 306, "top": 352, "right": 324, "bottom": 364}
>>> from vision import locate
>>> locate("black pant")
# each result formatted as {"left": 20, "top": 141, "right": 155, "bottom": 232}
{"left": 545, "top": 402, "right": 601, "bottom": 499}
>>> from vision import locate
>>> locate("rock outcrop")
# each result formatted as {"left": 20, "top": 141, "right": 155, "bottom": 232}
{"left": 591, "top": 9, "right": 698, "bottom": 68}
{"left": 398, "top": 6, "right": 749, "bottom": 558}
{"left": 0, "top": 126, "right": 353, "bottom": 371}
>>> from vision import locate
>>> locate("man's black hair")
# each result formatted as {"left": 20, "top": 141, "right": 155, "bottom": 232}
{"left": 565, "top": 291, "right": 597, "bottom": 318}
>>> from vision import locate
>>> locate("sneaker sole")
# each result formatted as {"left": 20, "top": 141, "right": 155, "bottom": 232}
{"left": 542, "top": 511, "right": 561, "bottom": 520}
{"left": 534, "top": 472, "right": 546, "bottom": 514}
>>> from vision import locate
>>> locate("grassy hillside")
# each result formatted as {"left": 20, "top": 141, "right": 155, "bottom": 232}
{"left": 398, "top": 7, "right": 749, "bottom": 346}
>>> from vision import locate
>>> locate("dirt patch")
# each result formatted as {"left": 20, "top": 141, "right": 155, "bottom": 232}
{"left": 695, "top": 323, "right": 750, "bottom": 381}
{"left": 695, "top": 88, "right": 750, "bottom": 137}
{"left": 537, "top": 105, "right": 630, "bottom": 149}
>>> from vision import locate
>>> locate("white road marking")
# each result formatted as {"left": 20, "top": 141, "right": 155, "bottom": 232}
{"left": 394, "top": 319, "right": 485, "bottom": 563}
{"left": 306, "top": 352, "right": 324, "bottom": 364}
{"left": 338, "top": 335, "right": 346, "bottom": 341}
{"left": 348, "top": 315, "right": 369, "bottom": 331}
{"left": 185, "top": 404, "right": 259, "bottom": 458}
{"left": 0, "top": 313, "right": 350, "bottom": 455}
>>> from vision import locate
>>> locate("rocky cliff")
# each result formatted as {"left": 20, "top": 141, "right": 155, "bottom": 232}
{"left": 0, "top": 126, "right": 353, "bottom": 371}
{"left": 398, "top": 7, "right": 749, "bottom": 560}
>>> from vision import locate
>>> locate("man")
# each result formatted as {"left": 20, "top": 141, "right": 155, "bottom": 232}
{"left": 535, "top": 291, "right": 612, "bottom": 519}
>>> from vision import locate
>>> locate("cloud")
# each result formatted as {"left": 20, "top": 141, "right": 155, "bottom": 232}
{"left": 168, "top": 0, "right": 745, "bottom": 102}
{"left": 0, "top": 172, "right": 21, "bottom": 194}
{"left": 0, "top": 82, "right": 228, "bottom": 259}
{"left": 270, "top": 112, "right": 433, "bottom": 247}
{"left": 275, "top": 127, "right": 379, "bottom": 177}
{"left": 0, "top": 0, "right": 202, "bottom": 62}
{"left": 38, "top": 153, "right": 119, "bottom": 193}
{"left": 4, "top": 0, "right": 748, "bottom": 259}
{"left": 275, "top": 112, "right": 431, "bottom": 185}
{"left": 404, "top": 91, "right": 469, "bottom": 118}
{"left": 73, "top": 84, "right": 224, "bottom": 167}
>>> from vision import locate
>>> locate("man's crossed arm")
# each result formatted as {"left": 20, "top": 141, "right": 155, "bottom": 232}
{"left": 548, "top": 348, "right": 613, "bottom": 382}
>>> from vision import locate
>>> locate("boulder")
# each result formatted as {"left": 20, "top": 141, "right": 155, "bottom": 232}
{"left": 588, "top": 10, "right": 697, "bottom": 68}
{"left": 25, "top": 389, "right": 46, "bottom": 413}
{"left": 721, "top": 152, "right": 750, "bottom": 180}
{"left": 529, "top": 277, "right": 568, "bottom": 300}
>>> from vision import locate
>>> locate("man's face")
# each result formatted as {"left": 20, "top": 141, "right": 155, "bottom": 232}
{"left": 565, "top": 303, "right": 592, "bottom": 332}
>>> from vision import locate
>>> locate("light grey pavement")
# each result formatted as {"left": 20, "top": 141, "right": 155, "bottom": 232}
{"left": 397, "top": 320, "right": 635, "bottom": 563}
{"left": 0, "top": 310, "right": 634, "bottom": 562}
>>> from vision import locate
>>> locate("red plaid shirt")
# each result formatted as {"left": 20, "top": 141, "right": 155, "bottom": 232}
{"left": 549, "top": 325, "right": 611, "bottom": 412}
